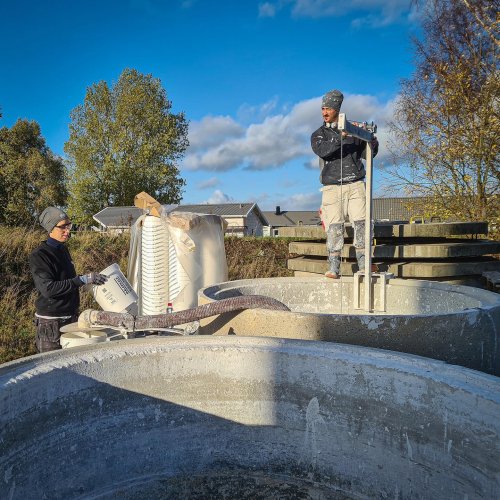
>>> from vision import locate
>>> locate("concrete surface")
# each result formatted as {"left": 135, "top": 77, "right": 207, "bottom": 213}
{"left": 199, "top": 277, "right": 500, "bottom": 375}
{"left": 280, "top": 221, "right": 489, "bottom": 239}
{"left": 1, "top": 337, "right": 499, "bottom": 499}
{"left": 288, "top": 255, "right": 500, "bottom": 278}
{"left": 293, "top": 270, "right": 487, "bottom": 288}
{"left": 289, "top": 239, "right": 500, "bottom": 259}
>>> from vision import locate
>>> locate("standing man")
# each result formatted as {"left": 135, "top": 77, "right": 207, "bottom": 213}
{"left": 29, "top": 207, "right": 108, "bottom": 352}
{"left": 311, "top": 89, "right": 378, "bottom": 279}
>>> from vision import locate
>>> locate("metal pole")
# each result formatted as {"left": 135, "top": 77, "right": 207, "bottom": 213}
{"left": 338, "top": 114, "right": 376, "bottom": 313}
{"left": 364, "top": 143, "right": 373, "bottom": 312}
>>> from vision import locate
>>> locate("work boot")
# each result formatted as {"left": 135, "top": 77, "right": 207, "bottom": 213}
{"left": 355, "top": 250, "right": 378, "bottom": 273}
{"left": 325, "top": 252, "right": 341, "bottom": 279}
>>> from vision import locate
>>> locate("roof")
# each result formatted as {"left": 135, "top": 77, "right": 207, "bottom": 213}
{"left": 262, "top": 210, "right": 321, "bottom": 227}
{"left": 93, "top": 203, "right": 267, "bottom": 228}
{"left": 93, "top": 206, "right": 144, "bottom": 228}
{"left": 172, "top": 203, "right": 257, "bottom": 218}
{"left": 93, "top": 198, "right": 428, "bottom": 229}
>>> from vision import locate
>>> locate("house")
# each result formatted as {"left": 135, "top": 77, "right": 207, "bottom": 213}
{"left": 92, "top": 206, "right": 144, "bottom": 233}
{"left": 172, "top": 203, "right": 266, "bottom": 237}
{"left": 92, "top": 203, "right": 267, "bottom": 237}
{"left": 92, "top": 198, "right": 433, "bottom": 236}
{"left": 262, "top": 206, "right": 321, "bottom": 237}
{"left": 262, "top": 198, "right": 437, "bottom": 237}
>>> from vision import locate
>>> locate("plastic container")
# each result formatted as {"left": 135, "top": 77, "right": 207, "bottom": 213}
{"left": 60, "top": 331, "right": 107, "bottom": 349}
{"left": 92, "top": 263, "right": 139, "bottom": 315}
{"left": 141, "top": 216, "right": 170, "bottom": 315}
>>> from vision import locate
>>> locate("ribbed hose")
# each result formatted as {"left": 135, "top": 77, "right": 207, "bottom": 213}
{"left": 79, "top": 295, "right": 290, "bottom": 333}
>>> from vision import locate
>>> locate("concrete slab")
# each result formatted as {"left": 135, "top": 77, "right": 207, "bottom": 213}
{"left": 483, "top": 271, "right": 500, "bottom": 292}
{"left": 198, "top": 277, "right": 500, "bottom": 375}
{"left": 280, "top": 221, "right": 489, "bottom": 239}
{"left": 288, "top": 255, "right": 500, "bottom": 278}
{"left": 1, "top": 337, "right": 499, "bottom": 499}
{"left": 290, "top": 239, "right": 500, "bottom": 259}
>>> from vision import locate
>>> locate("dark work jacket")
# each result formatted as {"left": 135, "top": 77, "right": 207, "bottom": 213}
{"left": 311, "top": 123, "right": 378, "bottom": 185}
{"left": 29, "top": 240, "right": 83, "bottom": 316}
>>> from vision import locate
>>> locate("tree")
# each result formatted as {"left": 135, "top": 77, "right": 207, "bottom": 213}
{"left": 0, "top": 119, "right": 67, "bottom": 226}
{"left": 386, "top": 0, "right": 499, "bottom": 225}
{"left": 64, "top": 68, "right": 189, "bottom": 225}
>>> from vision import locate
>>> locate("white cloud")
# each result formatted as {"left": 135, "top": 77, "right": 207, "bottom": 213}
{"left": 182, "top": 93, "right": 396, "bottom": 172}
{"left": 205, "top": 189, "right": 235, "bottom": 204}
{"left": 187, "top": 115, "right": 243, "bottom": 152}
{"left": 340, "top": 94, "right": 396, "bottom": 166}
{"left": 183, "top": 96, "right": 319, "bottom": 172}
{"left": 256, "top": 191, "right": 322, "bottom": 211}
{"left": 305, "top": 157, "right": 319, "bottom": 170}
{"left": 196, "top": 177, "right": 220, "bottom": 190}
{"left": 258, "top": 0, "right": 416, "bottom": 27}
{"left": 258, "top": 2, "right": 277, "bottom": 17}
{"left": 237, "top": 96, "right": 280, "bottom": 123}
{"left": 283, "top": 191, "right": 322, "bottom": 210}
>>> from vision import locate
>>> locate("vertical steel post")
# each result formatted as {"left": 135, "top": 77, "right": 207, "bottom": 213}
{"left": 337, "top": 114, "right": 376, "bottom": 313}
{"left": 364, "top": 143, "right": 373, "bottom": 312}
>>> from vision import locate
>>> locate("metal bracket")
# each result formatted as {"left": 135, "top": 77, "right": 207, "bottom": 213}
{"left": 338, "top": 113, "right": 376, "bottom": 142}
{"left": 353, "top": 272, "right": 394, "bottom": 312}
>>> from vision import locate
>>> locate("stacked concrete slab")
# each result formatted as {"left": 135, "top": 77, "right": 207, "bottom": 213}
{"left": 283, "top": 221, "right": 500, "bottom": 286}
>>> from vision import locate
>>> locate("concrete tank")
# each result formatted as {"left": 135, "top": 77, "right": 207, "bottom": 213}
{"left": 1, "top": 337, "right": 499, "bottom": 499}
{"left": 198, "top": 277, "right": 500, "bottom": 375}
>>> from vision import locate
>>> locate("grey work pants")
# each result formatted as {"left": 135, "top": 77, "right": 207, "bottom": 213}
{"left": 35, "top": 315, "right": 78, "bottom": 352}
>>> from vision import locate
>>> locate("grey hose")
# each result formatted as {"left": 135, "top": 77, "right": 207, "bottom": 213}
{"left": 79, "top": 295, "right": 290, "bottom": 333}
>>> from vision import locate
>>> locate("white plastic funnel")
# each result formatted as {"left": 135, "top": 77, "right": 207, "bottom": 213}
{"left": 60, "top": 331, "right": 107, "bottom": 348}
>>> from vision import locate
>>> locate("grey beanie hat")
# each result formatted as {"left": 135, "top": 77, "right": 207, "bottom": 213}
{"left": 322, "top": 89, "right": 344, "bottom": 111}
{"left": 39, "top": 207, "right": 69, "bottom": 233}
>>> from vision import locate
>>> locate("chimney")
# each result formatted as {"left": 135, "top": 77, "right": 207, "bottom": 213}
{"left": 275, "top": 206, "right": 281, "bottom": 215}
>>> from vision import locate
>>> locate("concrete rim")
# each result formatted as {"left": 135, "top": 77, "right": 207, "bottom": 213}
{"left": 2, "top": 337, "right": 499, "bottom": 397}
{"left": 200, "top": 276, "right": 500, "bottom": 317}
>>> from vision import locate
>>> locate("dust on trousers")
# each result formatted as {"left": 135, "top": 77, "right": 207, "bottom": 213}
{"left": 34, "top": 315, "right": 78, "bottom": 352}
{"left": 321, "top": 181, "right": 368, "bottom": 251}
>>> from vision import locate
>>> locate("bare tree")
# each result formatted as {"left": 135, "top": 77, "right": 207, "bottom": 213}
{"left": 386, "top": 0, "right": 499, "bottom": 224}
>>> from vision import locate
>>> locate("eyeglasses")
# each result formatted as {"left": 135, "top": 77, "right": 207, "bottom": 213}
{"left": 55, "top": 223, "right": 73, "bottom": 231}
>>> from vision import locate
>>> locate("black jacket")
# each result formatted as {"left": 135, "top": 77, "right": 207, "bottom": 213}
{"left": 311, "top": 123, "right": 378, "bottom": 185}
{"left": 29, "top": 240, "right": 83, "bottom": 316}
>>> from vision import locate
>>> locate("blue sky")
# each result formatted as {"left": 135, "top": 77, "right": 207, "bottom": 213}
{"left": 1, "top": 0, "right": 419, "bottom": 211}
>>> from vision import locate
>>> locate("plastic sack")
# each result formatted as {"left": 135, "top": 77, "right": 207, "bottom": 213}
{"left": 127, "top": 207, "right": 228, "bottom": 314}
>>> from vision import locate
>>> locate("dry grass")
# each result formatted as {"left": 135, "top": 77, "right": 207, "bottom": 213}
{"left": 0, "top": 228, "right": 293, "bottom": 364}
{"left": 225, "top": 236, "right": 294, "bottom": 280}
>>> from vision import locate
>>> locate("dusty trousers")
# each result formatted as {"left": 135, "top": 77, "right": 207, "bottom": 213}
{"left": 321, "top": 180, "right": 370, "bottom": 274}
{"left": 35, "top": 315, "right": 78, "bottom": 352}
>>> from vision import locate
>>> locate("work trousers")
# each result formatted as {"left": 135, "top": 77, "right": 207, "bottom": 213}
{"left": 35, "top": 315, "right": 78, "bottom": 353}
{"left": 320, "top": 180, "right": 366, "bottom": 228}
{"left": 321, "top": 181, "right": 369, "bottom": 274}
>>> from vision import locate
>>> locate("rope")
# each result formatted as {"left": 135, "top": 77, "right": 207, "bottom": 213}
{"left": 339, "top": 127, "right": 344, "bottom": 314}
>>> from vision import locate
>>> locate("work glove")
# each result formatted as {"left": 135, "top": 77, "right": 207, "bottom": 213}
{"left": 79, "top": 272, "right": 108, "bottom": 286}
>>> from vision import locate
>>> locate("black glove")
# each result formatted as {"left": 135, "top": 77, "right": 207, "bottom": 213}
{"left": 79, "top": 272, "right": 108, "bottom": 286}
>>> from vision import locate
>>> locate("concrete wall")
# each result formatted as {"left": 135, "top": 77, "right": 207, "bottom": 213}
{"left": 199, "top": 277, "right": 500, "bottom": 375}
{"left": 1, "top": 337, "right": 499, "bottom": 499}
